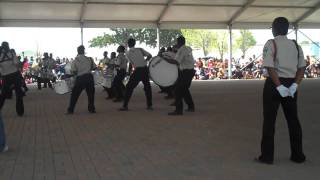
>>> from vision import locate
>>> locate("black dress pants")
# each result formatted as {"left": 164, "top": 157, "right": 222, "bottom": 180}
{"left": 174, "top": 69, "right": 195, "bottom": 113}
{"left": 0, "top": 71, "right": 24, "bottom": 116}
{"left": 113, "top": 69, "right": 126, "bottom": 99}
{"left": 123, "top": 67, "right": 152, "bottom": 108}
{"left": 68, "top": 73, "right": 95, "bottom": 113}
{"left": 260, "top": 78, "right": 305, "bottom": 162}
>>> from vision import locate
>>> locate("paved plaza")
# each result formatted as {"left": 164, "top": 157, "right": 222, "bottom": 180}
{"left": 0, "top": 79, "right": 319, "bottom": 180}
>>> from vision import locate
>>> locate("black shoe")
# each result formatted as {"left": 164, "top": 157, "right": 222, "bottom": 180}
{"left": 185, "top": 108, "right": 195, "bottom": 112}
{"left": 290, "top": 156, "right": 306, "bottom": 164}
{"left": 65, "top": 111, "right": 73, "bottom": 115}
{"left": 89, "top": 110, "right": 96, "bottom": 114}
{"left": 168, "top": 111, "right": 183, "bottom": 116}
{"left": 254, "top": 156, "right": 273, "bottom": 165}
{"left": 169, "top": 102, "right": 176, "bottom": 106}
{"left": 164, "top": 95, "right": 174, "bottom": 100}
{"left": 146, "top": 106, "right": 153, "bottom": 111}
{"left": 113, "top": 98, "right": 123, "bottom": 102}
{"left": 119, "top": 107, "right": 128, "bottom": 111}
{"left": 105, "top": 97, "right": 114, "bottom": 100}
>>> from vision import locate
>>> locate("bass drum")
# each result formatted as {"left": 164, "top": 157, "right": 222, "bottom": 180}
{"left": 149, "top": 56, "right": 178, "bottom": 87}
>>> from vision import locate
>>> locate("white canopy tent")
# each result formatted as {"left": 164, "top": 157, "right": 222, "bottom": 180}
{"left": 1, "top": 0, "right": 320, "bottom": 78}
{"left": 1, "top": 0, "right": 320, "bottom": 29}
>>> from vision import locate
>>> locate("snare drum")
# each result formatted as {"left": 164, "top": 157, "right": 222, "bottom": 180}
{"left": 54, "top": 78, "right": 74, "bottom": 95}
{"left": 149, "top": 56, "right": 178, "bottom": 87}
{"left": 93, "top": 70, "right": 105, "bottom": 85}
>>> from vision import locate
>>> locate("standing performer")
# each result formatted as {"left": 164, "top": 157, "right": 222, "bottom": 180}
{"left": 164, "top": 36, "right": 195, "bottom": 115}
{"left": 113, "top": 45, "right": 128, "bottom": 102}
{"left": 0, "top": 42, "right": 24, "bottom": 116}
{"left": 38, "top": 52, "right": 56, "bottom": 89}
{"left": 67, "top": 45, "right": 96, "bottom": 114}
{"left": 104, "top": 52, "right": 117, "bottom": 99}
{"left": 256, "top": 17, "right": 306, "bottom": 164}
{"left": 119, "top": 38, "right": 153, "bottom": 111}
{"left": 100, "top": 51, "right": 110, "bottom": 92}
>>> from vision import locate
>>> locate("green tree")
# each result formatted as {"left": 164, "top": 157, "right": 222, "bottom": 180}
{"left": 212, "top": 31, "right": 229, "bottom": 60}
{"left": 89, "top": 28, "right": 181, "bottom": 48}
{"left": 159, "top": 29, "right": 181, "bottom": 48}
{"left": 181, "top": 29, "right": 215, "bottom": 56}
{"left": 235, "top": 30, "right": 256, "bottom": 57}
{"left": 300, "top": 40, "right": 310, "bottom": 45}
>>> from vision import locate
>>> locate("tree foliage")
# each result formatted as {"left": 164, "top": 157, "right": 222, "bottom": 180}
{"left": 159, "top": 29, "right": 181, "bottom": 48}
{"left": 235, "top": 30, "right": 256, "bottom": 57}
{"left": 89, "top": 28, "right": 181, "bottom": 48}
{"left": 212, "top": 31, "right": 229, "bottom": 60}
{"left": 181, "top": 29, "right": 215, "bottom": 56}
{"left": 181, "top": 29, "right": 229, "bottom": 59}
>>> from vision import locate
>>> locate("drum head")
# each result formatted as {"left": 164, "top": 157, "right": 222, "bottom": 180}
{"left": 149, "top": 56, "right": 178, "bottom": 87}
{"left": 54, "top": 80, "right": 71, "bottom": 95}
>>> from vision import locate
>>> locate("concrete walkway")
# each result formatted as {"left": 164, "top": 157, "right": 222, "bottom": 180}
{"left": 0, "top": 79, "right": 319, "bottom": 180}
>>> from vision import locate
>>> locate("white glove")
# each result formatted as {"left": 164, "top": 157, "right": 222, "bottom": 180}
{"left": 276, "top": 85, "right": 290, "bottom": 98}
{"left": 289, "top": 83, "right": 298, "bottom": 98}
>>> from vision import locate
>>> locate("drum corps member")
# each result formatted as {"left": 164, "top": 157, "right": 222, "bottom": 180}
{"left": 104, "top": 52, "right": 117, "bottom": 99}
{"left": 256, "top": 17, "right": 306, "bottom": 164}
{"left": 0, "top": 42, "right": 24, "bottom": 116}
{"left": 113, "top": 45, "right": 128, "bottom": 102}
{"left": 120, "top": 38, "right": 153, "bottom": 111}
{"left": 38, "top": 52, "right": 56, "bottom": 89}
{"left": 67, "top": 45, "right": 96, "bottom": 114}
{"left": 164, "top": 36, "right": 195, "bottom": 115}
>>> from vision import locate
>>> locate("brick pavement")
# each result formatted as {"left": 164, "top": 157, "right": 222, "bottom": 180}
{"left": 0, "top": 80, "right": 319, "bottom": 180}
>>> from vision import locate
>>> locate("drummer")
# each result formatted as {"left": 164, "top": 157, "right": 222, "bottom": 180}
{"left": 119, "top": 38, "right": 153, "bottom": 111}
{"left": 38, "top": 52, "right": 56, "bottom": 89}
{"left": 160, "top": 46, "right": 176, "bottom": 99}
{"left": 113, "top": 45, "right": 128, "bottom": 102}
{"left": 163, "top": 36, "right": 195, "bottom": 115}
{"left": 0, "top": 42, "right": 24, "bottom": 116}
{"left": 66, "top": 45, "right": 96, "bottom": 114}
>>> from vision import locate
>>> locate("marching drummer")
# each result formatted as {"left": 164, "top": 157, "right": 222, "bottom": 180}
{"left": 119, "top": 38, "right": 153, "bottom": 111}
{"left": 163, "top": 36, "right": 195, "bottom": 115}
{"left": 0, "top": 42, "right": 24, "bottom": 116}
{"left": 113, "top": 45, "right": 128, "bottom": 102}
{"left": 38, "top": 52, "right": 56, "bottom": 89}
{"left": 66, "top": 45, "right": 96, "bottom": 114}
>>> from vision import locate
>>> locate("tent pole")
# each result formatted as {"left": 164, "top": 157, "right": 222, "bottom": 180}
{"left": 157, "top": 24, "right": 160, "bottom": 51}
{"left": 80, "top": 22, "right": 84, "bottom": 45}
{"left": 294, "top": 24, "right": 298, "bottom": 42}
{"left": 228, "top": 25, "right": 233, "bottom": 79}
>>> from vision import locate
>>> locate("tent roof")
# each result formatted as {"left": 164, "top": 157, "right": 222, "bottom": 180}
{"left": 1, "top": 0, "right": 320, "bottom": 29}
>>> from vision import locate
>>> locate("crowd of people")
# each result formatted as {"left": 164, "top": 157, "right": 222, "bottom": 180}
{"left": 194, "top": 55, "right": 320, "bottom": 80}
{"left": 9, "top": 47, "right": 319, "bottom": 84}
